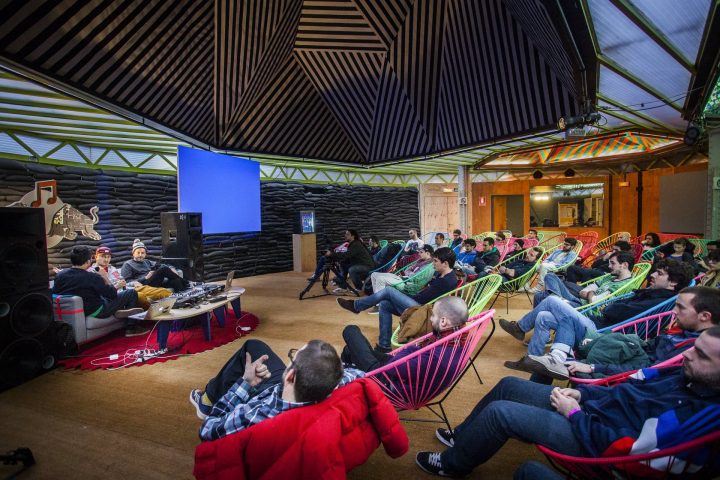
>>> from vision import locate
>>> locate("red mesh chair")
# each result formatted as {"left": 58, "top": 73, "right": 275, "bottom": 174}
{"left": 576, "top": 231, "right": 599, "bottom": 260}
{"left": 365, "top": 310, "right": 494, "bottom": 431}
{"left": 540, "top": 362, "right": 720, "bottom": 479}
{"left": 631, "top": 242, "right": 644, "bottom": 263}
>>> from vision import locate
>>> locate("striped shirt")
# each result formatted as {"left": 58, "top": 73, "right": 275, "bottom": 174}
{"left": 199, "top": 368, "right": 364, "bottom": 441}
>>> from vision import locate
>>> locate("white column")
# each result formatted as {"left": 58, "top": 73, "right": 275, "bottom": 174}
{"left": 457, "top": 165, "right": 469, "bottom": 234}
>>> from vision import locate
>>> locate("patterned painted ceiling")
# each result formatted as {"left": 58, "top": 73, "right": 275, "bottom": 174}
{"left": 0, "top": 0, "right": 717, "bottom": 172}
{"left": 0, "top": 0, "right": 579, "bottom": 166}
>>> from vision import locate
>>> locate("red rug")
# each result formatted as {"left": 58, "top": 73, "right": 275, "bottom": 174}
{"left": 58, "top": 310, "right": 259, "bottom": 370}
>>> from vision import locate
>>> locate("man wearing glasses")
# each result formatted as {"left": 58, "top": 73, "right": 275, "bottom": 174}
{"left": 189, "top": 339, "right": 363, "bottom": 441}
{"left": 449, "top": 229, "right": 463, "bottom": 251}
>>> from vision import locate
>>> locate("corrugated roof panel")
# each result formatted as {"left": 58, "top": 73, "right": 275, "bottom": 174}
{"left": 48, "top": 144, "right": 85, "bottom": 163}
{"left": 598, "top": 66, "right": 685, "bottom": 131}
{"left": 119, "top": 150, "right": 153, "bottom": 166}
{"left": 98, "top": 151, "right": 130, "bottom": 168}
{"left": 14, "top": 133, "right": 61, "bottom": 156}
{"left": 629, "top": 0, "right": 710, "bottom": 63}
{"left": 140, "top": 155, "right": 175, "bottom": 171}
{"left": 589, "top": 1, "right": 692, "bottom": 103}
{"left": 0, "top": 131, "right": 29, "bottom": 155}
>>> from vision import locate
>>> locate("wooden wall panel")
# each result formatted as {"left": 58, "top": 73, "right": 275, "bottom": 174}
{"left": 419, "top": 184, "right": 459, "bottom": 235}
{"left": 609, "top": 173, "right": 639, "bottom": 236}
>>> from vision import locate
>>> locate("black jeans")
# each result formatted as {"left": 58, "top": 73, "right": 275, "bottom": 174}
{"left": 341, "top": 325, "right": 391, "bottom": 372}
{"left": 97, "top": 289, "right": 139, "bottom": 321}
{"left": 565, "top": 264, "right": 606, "bottom": 283}
{"left": 205, "top": 340, "right": 287, "bottom": 404}
{"left": 140, "top": 265, "right": 188, "bottom": 291}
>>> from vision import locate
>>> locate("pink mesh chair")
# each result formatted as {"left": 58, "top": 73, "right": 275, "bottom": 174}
{"left": 520, "top": 237, "right": 539, "bottom": 248}
{"left": 576, "top": 231, "right": 599, "bottom": 261}
{"left": 365, "top": 310, "right": 494, "bottom": 431}
{"left": 540, "top": 362, "right": 720, "bottom": 479}
{"left": 570, "top": 311, "right": 683, "bottom": 386}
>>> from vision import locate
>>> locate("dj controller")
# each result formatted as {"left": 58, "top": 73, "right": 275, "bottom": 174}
{"left": 171, "top": 283, "right": 225, "bottom": 308}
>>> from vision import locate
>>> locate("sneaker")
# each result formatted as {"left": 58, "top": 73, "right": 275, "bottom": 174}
{"left": 367, "top": 306, "right": 380, "bottom": 315}
{"left": 499, "top": 319, "right": 525, "bottom": 342}
{"left": 435, "top": 428, "right": 455, "bottom": 448}
{"left": 115, "top": 307, "right": 144, "bottom": 319}
{"left": 374, "top": 344, "right": 392, "bottom": 354}
{"left": 336, "top": 297, "right": 358, "bottom": 314}
{"left": 503, "top": 356, "right": 536, "bottom": 373}
{"left": 189, "top": 389, "right": 212, "bottom": 420}
{"left": 527, "top": 354, "right": 570, "bottom": 380}
{"left": 332, "top": 287, "right": 348, "bottom": 294}
{"left": 415, "top": 452, "right": 454, "bottom": 477}
{"left": 124, "top": 325, "right": 150, "bottom": 337}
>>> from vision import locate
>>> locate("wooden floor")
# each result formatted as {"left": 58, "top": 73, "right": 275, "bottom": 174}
{"left": 0, "top": 271, "right": 552, "bottom": 479}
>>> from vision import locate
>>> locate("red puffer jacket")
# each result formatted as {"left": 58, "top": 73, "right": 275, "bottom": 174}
{"left": 193, "top": 378, "right": 408, "bottom": 480}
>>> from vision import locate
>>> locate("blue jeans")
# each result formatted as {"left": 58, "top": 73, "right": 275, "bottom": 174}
{"left": 513, "top": 461, "right": 564, "bottom": 480}
{"left": 542, "top": 273, "right": 583, "bottom": 307}
{"left": 354, "top": 287, "right": 419, "bottom": 348}
{"left": 441, "top": 377, "right": 582, "bottom": 475}
{"left": 518, "top": 296, "right": 596, "bottom": 355}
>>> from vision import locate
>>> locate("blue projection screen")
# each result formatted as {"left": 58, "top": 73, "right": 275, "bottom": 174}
{"left": 177, "top": 146, "right": 261, "bottom": 234}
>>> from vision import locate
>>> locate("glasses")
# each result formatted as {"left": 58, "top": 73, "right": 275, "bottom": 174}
{"left": 287, "top": 348, "right": 298, "bottom": 364}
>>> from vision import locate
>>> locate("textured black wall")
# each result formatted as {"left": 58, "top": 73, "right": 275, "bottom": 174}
{"left": 0, "top": 159, "right": 419, "bottom": 281}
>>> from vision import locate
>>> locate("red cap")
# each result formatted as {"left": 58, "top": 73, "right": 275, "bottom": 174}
{"left": 96, "top": 247, "right": 112, "bottom": 255}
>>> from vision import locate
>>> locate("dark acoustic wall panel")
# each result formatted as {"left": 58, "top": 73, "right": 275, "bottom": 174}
{"left": 0, "top": 159, "right": 419, "bottom": 282}
{"left": 659, "top": 170, "right": 707, "bottom": 234}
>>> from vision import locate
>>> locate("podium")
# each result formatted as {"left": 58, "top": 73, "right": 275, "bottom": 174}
{"left": 293, "top": 234, "right": 316, "bottom": 272}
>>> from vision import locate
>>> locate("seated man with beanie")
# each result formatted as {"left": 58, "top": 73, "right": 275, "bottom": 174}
{"left": 53, "top": 245, "right": 146, "bottom": 336}
{"left": 121, "top": 239, "right": 189, "bottom": 292}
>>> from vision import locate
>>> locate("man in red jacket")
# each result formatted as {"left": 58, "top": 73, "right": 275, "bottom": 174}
{"left": 189, "top": 339, "right": 363, "bottom": 441}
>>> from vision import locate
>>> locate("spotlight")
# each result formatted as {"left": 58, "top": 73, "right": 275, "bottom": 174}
{"left": 684, "top": 123, "right": 702, "bottom": 146}
{"left": 564, "top": 168, "right": 575, "bottom": 177}
{"left": 532, "top": 170, "right": 543, "bottom": 179}
{"left": 557, "top": 112, "right": 601, "bottom": 131}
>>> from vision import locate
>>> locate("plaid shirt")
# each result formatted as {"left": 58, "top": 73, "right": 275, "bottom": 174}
{"left": 199, "top": 368, "right": 365, "bottom": 441}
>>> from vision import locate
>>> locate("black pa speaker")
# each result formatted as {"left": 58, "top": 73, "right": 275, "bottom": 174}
{"left": 160, "top": 212, "right": 204, "bottom": 281}
{"left": 0, "top": 207, "right": 62, "bottom": 391}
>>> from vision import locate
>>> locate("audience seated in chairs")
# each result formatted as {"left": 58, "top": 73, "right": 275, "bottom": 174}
{"left": 505, "top": 280, "right": 709, "bottom": 382}
{"left": 697, "top": 240, "right": 719, "bottom": 272}
{"left": 454, "top": 238, "right": 478, "bottom": 276}
{"left": 120, "top": 239, "right": 190, "bottom": 292}
{"left": 565, "top": 240, "right": 632, "bottom": 283}
{"left": 526, "top": 237, "right": 578, "bottom": 293}
{"left": 369, "top": 244, "right": 434, "bottom": 294}
{"left": 501, "top": 259, "right": 694, "bottom": 378}
{"left": 53, "top": 245, "right": 146, "bottom": 337}
{"left": 701, "top": 249, "right": 720, "bottom": 288}
{"left": 402, "top": 228, "right": 425, "bottom": 257}
{"left": 641, "top": 232, "right": 662, "bottom": 251}
{"left": 367, "top": 235, "right": 381, "bottom": 257}
{"left": 497, "top": 247, "right": 542, "bottom": 283}
{"left": 416, "top": 325, "right": 720, "bottom": 477}
{"left": 534, "top": 252, "right": 634, "bottom": 308}
{"left": 325, "top": 229, "right": 375, "bottom": 293}
{"left": 189, "top": 339, "right": 364, "bottom": 440}
{"left": 656, "top": 237, "right": 699, "bottom": 274}
{"left": 472, "top": 237, "right": 501, "bottom": 276}
{"left": 512, "top": 238, "right": 525, "bottom": 253}
{"left": 336, "top": 247, "right": 458, "bottom": 353}
{"left": 525, "top": 229, "right": 538, "bottom": 241}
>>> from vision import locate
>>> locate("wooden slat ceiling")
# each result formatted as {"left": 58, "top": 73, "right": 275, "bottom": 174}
{"left": 0, "top": 0, "right": 580, "bottom": 166}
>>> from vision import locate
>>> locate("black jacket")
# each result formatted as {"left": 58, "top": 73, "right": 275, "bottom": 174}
{"left": 52, "top": 267, "right": 116, "bottom": 315}
{"left": 598, "top": 288, "right": 676, "bottom": 329}
{"left": 335, "top": 239, "right": 375, "bottom": 268}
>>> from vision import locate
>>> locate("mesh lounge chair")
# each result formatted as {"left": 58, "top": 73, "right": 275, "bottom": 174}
{"left": 489, "top": 248, "right": 545, "bottom": 313}
{"left": 422, "top": 231, "right": 448, "bottom": 245}
{"left": 570, "top": 311, "right": 680, "bottom": 386}
{"left": 576, "top": 263, "right": 652, "bottom": 319}
{"left": 597, "top": 294, "right": 679, "bottom": 333}
{"left": 392, "top": 252, "right": 420, "bottom": 272}
{"left": 366, "top": 310, "right": 495, "bottom": 431}
{"left": 657, "top": 233, "right": 699, "bottom": 243}
{"left": 583, "top": 232, "right": 632, "bottom": 266}
{"left": 576, "top": 231, "right": 599, "bottom": 260}
{"left": 542, "top": 240, "right": 583, "bottom": 275}
{"left": 537, "top": 231, "right": 566, "bottom": 248}
{"left": 390, "top": 263, "right": 435, "bottom": 296}
{"left": 521, "top": 238, "right": 540, "bottom": 248}
{"left": 379, "top": 239, "right": 388, "bottom": 249}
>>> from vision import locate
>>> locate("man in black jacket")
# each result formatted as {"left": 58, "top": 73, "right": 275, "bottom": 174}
{"left": 497, "top": 247, "right": 542, "bottom": 283}
{"left": 53, "top": 246, "right": 146, "bottom": 336}
{"left": 329, "top": 229, "right": 375, "bottom": 292}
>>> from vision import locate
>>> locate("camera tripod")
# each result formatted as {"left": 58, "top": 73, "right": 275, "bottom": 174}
{"left": 299, "top": 261, "right": 359, "bottom": 300}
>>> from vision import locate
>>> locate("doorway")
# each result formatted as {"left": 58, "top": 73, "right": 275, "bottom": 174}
{"left": 491, "top": 195, "right": 524, "bottom": 236}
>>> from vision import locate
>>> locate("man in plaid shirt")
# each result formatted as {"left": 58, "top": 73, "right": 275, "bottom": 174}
{"left": 190, "top": 339, "right": 364, "bottom": 441}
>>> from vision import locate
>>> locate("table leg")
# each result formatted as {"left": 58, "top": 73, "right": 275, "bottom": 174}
{"left": 156, "top": 322, "right": 170, "bottom": 350}
{"left": 230, "top": 298, "right": 241, "bottom": 317}
{"left": 202, "top": 312, "right": 213, "bottom": 341}
{"left": 213, "top": 306, "right": 226, "bottom": 328}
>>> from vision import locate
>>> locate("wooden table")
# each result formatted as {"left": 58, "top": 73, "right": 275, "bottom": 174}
{"left": 131, "top": 288, "right": 246, "bottom": 350}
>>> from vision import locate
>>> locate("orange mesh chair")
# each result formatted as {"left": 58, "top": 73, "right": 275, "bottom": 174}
{"left": 365, "top": 310, "right": 494, "bottom": 431}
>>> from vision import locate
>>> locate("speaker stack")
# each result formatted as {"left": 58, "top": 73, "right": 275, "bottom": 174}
{"left": 160, "top": 212, "right": 204, "bottom": 281}
{"left": 0, "top": 207, "right": 64, "bottom": 391}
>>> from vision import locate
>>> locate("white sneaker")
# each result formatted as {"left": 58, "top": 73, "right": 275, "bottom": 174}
{"left": 527, "top": 354, "right": 570, "bottom": 380}
{"left": 333, "top": 287, "right": 348, "bottom": 294}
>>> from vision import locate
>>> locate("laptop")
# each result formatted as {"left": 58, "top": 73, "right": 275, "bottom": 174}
{"left": 224, "top": 270, "right": 235, "bottom": 292}
{"left": 144, "top": 297, "right": 177, "bottom": 320}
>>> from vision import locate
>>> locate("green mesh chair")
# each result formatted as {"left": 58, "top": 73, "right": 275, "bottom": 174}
{"left": 489, "top": 248, "right": 545, "bottom": 313}
{"left": 542, "top": 240, "right": 583, "bottom": 275}
{"left": 390, "top": 263, "right": 435, "bottom": 296}
{"left": 379, "top": 239, "right": 388, "bottom": 249}
{"left": 689, "top": 238, "right": 713, "bottom": 258}
{"left": 576, "top": 262, "right": 652, "bottom": 318}
{"left": 537, "top": 231, "right": 566, "bottom": 249}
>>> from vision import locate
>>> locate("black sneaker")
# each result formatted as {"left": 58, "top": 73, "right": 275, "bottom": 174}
{"left": 499, "top": 319, "right": 525, "bottom": 342}
{"left": 374, "top": 344, "right": 392, "bottom": 354}
{"left": 415, "top": 452, "right": 455, "bottom": 477}
{"left": 435, "top": 428, "right": 455, "bottom": 447}
{"left": 336, "top": 297, "right": 358, "bottom": 314}
{"left": 503, "top": 356, "right": 535, "bottom": 374}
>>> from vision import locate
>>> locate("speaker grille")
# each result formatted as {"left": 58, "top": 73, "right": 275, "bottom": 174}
{"left": 9, "top": 292, "right": 53, "bottom": 337}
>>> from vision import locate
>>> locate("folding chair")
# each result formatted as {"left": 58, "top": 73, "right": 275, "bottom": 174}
{"left": 366, "top": 311, "right": 494, "bottom": 432}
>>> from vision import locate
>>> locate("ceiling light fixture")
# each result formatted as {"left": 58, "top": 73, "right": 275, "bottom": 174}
{"left": 557, "top": 111, "right": 601, "bottom": 131}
